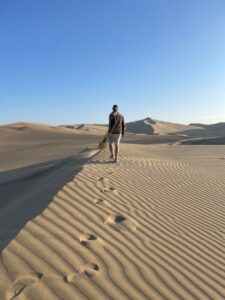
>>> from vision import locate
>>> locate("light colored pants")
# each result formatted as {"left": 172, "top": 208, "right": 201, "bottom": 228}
{"left": 109, "top": 134, "right": 122, "bottom": 145}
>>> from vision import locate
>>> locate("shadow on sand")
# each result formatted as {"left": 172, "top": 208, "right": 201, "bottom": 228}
{"left": 0, "top": 148, "right": 99, "bottom": 252}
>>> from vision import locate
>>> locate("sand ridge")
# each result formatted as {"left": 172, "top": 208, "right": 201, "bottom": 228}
{"left": 1, "top": 144, "right": 225, "bottom": 299}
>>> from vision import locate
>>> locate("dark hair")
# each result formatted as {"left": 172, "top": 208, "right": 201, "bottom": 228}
{"left": 113, "top": 105, "right": 118, "bottom": 110}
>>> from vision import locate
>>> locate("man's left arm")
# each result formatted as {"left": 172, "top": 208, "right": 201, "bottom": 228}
{"left": 122, "top": 116, "right": 125, "bottom": 137}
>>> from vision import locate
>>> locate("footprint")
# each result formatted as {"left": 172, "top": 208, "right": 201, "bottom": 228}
{"left": 127, "top": 206, "right": 138, "bottom": 213}
{"left": 104, "top": 214, "right": 138, "bottom": 231}
{"left": 101, "top": 187, "right": 118, "bottom": 195}
{"left": 107, "top": 171, "right": 115, "bottom": 175}
{"left": 94, "top": 198, "right": 111, "bottom": 207}
{"left": 64, "top": 272, "right": 82, "bottom": 283}
{"left": 97, "top": 177, "right": 109, "bottom": 183}
{"left": 65, "top": 263, "right": 100, "bottom": 283}
{"left": 80, "top": 263, "right": 100, "bottom": 278}
{"left": 96, "top": 178, "right": 110, "bottom": 190}
{"left": 79, "top": 233, "right": 104, "bottom": 250}
{"left": 6, "top": 272, "right": 43, "bottom": 299}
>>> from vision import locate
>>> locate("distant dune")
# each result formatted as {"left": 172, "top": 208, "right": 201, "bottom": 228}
{"left": 61, "top": 124, "right": 108, "bottom": 135}
{"left": 0, "top": 122, "right": 103, "bottom": 147}
{"left": 179, "top": 136, "right": 225, "bottom": 145}
{"left": 62, "top": 118, "right": 225, "bottom": 140}
{"left": 1, "top": 119, "right": 225, "bottom": 147}
{"left": 125, "top": 117, "right": 155, "bottom": 134}
{"left": 125, "top": 118, "right": 202, "bottom": 135}
{"left": 186, "top": 122, "right": 225, "bottom": 137}
{"left": 0, "top": 122, "right": 78, "bottom": 142}
{"left": 0, "top": 122, "right": 100, "bottom": 171}
{"left": 61, "top": 118, "right": 202, "bottom": 136}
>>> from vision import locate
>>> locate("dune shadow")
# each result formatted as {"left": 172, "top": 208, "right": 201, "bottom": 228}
{"left": 0, "top": 149, "right": 98, "bottom": 252}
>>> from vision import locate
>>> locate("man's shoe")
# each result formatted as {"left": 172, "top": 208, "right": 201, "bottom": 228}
{"left": 113, "top": 158, "right": 118, "bottom": 163}
{"left": 110, "top": 154, "right": 114, "bottom": 160}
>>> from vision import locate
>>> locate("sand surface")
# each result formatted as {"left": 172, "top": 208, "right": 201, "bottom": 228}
{"left": 0, "top": 123, "right": 100, "bottom": 171}
{"left": 1, "top": 141, "right": 225, "bottom": 299}
{"left": 179, "top": 137, "right": 225, "bottom": 145}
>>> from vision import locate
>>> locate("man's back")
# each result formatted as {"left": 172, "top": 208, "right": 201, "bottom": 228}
{"left": 109, "top": 111, "right": 125, "bottom": 134}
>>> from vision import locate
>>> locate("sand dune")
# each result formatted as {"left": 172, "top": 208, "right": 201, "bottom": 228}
{"left": 68, "top": 117, "right": 200, "bottom": 136}
{"left": 62, "top": 118, "right": 206, "bottom": 137}
{"left": 125, "top": 118, "right": 155, "bottom": 134}
{"left": 179, "top": 136, "right": 225, "bottom": 145}
{"left": 183, "top": 122, "right": 225, "bottom": 138}
{"left": 125, "top": 118, "right": 201, "bottom": 135}
{"left": 61, "top": 118, "right": 225, "bottom": 140}
{"left": 61, "top": 124, "right": 108, "bottom": 135}
{"left": 0, "top": 122, "right": 95, "bottom": 143}
{"left": 0, "top": 122, "right": 100, "bottom": 171}
{"left": 1, "top": 143, "right": 225, "bottom": 299}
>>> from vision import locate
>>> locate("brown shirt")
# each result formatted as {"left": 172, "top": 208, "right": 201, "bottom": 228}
{"left": 109, "top": 112, "right": 125, "bottom": 134}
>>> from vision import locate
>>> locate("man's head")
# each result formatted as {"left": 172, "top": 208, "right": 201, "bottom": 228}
{"left": 112, "top": 105, "right": 119, "bottom": 112}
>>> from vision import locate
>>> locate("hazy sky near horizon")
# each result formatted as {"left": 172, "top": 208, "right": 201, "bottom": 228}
{"left": 1, "top": 0, "right": 225, "bottom": 125}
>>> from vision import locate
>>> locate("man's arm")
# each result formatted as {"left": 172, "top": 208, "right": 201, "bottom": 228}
{"left": 108, "top": 114, "right": 115, "bottom": 132}
{"left": 122, "top": 116, "right": 125, "bottom": 136}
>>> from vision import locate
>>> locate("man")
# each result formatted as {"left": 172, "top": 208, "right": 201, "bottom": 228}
{"left": 108, "top": 105, "right": 125, "bottom": 163}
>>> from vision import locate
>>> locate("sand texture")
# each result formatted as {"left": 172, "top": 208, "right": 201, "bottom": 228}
{"left": 1, "top": 142, "right": 225, "bottom": 300}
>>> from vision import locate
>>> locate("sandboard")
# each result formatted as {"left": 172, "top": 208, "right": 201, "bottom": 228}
{"left": 98, "top": 132, "right": 110, "bottom": 150}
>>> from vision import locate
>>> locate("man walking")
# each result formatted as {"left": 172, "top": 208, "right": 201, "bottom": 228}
{"left": 108, "top": 105, "right": 125, "bottom": 163}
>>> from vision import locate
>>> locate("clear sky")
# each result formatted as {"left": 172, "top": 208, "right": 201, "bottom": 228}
{"left": 0, "top": 0, "right": 225, "bottom": 125}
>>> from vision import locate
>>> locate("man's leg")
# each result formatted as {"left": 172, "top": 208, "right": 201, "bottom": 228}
{"left": 114, "top": 135, "right": 121, "bottom": 162}
{"left": 109, "top": 143, "right": 114, "bottom": 157}
{"left": 115, "top": 144, "right": 119, "bottom": 159}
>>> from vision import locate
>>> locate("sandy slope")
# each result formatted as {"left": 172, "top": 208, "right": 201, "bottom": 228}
{"left": 61, "top": 124, "right": 108, "bottom": 135}
{"left": 1, "top": 144, "right": 225, "bottom": 299}
{"left": 0, "top": 123, "right": 100, "bottom": 171}
{"left": 179, "top": 137, "right": 225, "bottom": 145}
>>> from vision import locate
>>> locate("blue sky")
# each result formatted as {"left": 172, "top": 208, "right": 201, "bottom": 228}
{"left": 0, "top": 0, "right": 225, "bottom": 125}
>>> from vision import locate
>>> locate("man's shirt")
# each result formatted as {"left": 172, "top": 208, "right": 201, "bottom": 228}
{"left": 109, "top": 112, "right": 125, "bottom": 134}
